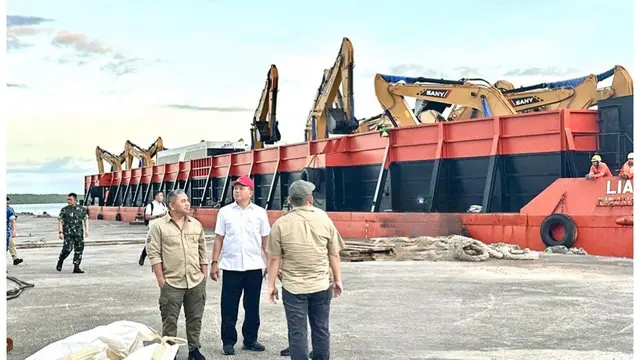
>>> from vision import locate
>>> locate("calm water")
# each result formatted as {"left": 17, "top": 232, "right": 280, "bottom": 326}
{"left": 10, "top": 203, "right": 67, "bottom": 216}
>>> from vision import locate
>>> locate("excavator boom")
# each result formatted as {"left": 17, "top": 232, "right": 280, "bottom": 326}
{"left": 124, "top": 137, "right": 165, "bottom": 169}
{"left": 251, "top": 65, "right": 280, "bottom": 150}
{"left": 375, "top": 73, "right": 518, "bottom": 127}
{"left": 304, "top": 37, "right": 358, "bottom": 141}
{"left": 451, "top": 73, "right": 601, "bottom": 120}
{"left": 95, "top": 146, "right": 125, "bottom": 174}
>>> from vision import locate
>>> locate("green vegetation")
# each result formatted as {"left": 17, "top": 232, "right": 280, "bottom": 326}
{"left": 7, "top": 193, "right": 85, "bottom": 204}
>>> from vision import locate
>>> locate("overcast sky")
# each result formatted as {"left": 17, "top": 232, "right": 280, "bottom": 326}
{"left": 5, "top": 0, "right": 634, "bottom": 194}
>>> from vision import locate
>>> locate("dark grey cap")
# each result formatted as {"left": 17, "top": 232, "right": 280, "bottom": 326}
{"left": 289, "top": 180, "right": 315, "bottom": 199}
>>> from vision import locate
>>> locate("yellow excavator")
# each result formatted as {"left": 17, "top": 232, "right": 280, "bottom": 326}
{"left": 124, "top": 137, "right": 165, "bottom": 169}
{"left": 449, "top": 75, "right": 597, "bottom": 120}
{"left": 453, "top": 65, "right": 634, "bottom": 119}
{"left": 250, "top": 65, "right": 281, "bottom": 150}
{"left": 495, "top": 65, "right": 633, "bottom": 106}
{"left": 95, "top": 147, "right": 126, "bottom": 174}
{"left": 304, "top": 37, "right": 359, "bottom": 141}
{"left": 372, "top": 73, "right": 518, "bottom": 130}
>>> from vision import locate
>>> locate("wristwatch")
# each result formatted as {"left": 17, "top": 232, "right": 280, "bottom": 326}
{"left": 211, "top": 260, "right": 218, "bottom": 265}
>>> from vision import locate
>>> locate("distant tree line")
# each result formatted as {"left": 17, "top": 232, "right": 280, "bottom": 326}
{"left": 7, "top": 193, "right": 85, "bottom": 205}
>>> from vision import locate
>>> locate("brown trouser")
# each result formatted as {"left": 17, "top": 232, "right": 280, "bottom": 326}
{"left": 158, "top": 278, "right": 207, "bottom": 350}
{"left": 8, "top": 237, "right": 17, "bottom": 259}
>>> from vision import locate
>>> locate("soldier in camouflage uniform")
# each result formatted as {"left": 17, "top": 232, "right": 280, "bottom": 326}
{"left": 56, "top": 192, "right": 89, "bottom": 274}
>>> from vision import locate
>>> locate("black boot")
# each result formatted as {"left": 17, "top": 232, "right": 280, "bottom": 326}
{"left": 56, "top": 259, "right": 63, "bottom": 272}
{"left": 280, "top": 347, "right": 312, "bottom": 358}
{"left": 73, "top": 264, "right": 84, "bottom": 274}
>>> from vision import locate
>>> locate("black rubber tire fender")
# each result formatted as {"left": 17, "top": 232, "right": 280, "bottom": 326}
{"left": 540, "top": 213, "right": 577, "bottom": 248}
{"left": 301, "top": 168, "right": 323, "bottom": 185}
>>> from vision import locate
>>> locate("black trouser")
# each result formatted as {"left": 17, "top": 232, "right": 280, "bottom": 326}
{"left": 220, "top": 269, "right": 263, "bottom": 346}
{"left": 283, "top": 286, "right": 332, "bottom": 360}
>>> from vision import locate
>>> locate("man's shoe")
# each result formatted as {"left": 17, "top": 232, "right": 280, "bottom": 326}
{"left": 242, "top": 341, "right": 265, "bottom": 352}
{"left": 13, "top": 258, "right": 23, "bottom": 265}
{"left": 188, "top": 347, "right": 206, "bottom": 360}
{"left": 279, "top": 346, "right": 313, "bottom": 358}
{"left": 56, "top": 259, "right": 63, "bottom": 272}
{"left": 222, "top": 345, "right": 235, "bottom": 355}
{"left": 73, "top": 265, "right": 84, "bottom": 274}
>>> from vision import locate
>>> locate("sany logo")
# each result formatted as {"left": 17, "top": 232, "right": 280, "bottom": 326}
{"left": 606, "top": 179, "right": 633, "bottom": 195}
{"left": 419, "top": 89, "right": 450, "bottom": 98}
{"left": 510, "top": 96, "right": 539, "bottom": 107}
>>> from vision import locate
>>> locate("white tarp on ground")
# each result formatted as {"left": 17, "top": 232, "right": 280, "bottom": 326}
{"left": 25, "top": 320, "right": 186, "bottom": 360}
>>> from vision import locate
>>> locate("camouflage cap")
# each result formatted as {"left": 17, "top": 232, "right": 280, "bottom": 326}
{"left": 289, "top": 180, "right": 315, "bottom": 199}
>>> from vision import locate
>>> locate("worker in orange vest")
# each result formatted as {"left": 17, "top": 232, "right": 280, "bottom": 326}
{"left": 585, "top": 155, "right": 612, "bottom": 180}
{"left": 619, "top": 152, "right": 634, "bottom": 180}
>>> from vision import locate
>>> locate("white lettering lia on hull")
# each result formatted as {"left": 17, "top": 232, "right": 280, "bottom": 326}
{"left": 605, "top": 180, "right": 634, "bottom": 195}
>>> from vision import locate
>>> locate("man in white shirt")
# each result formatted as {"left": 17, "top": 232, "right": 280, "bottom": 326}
{"left": 138, "top": 191, "right": 167, "bottom": 266}
{"left": 209, "top": 175, "right": 271, "bottom": 356}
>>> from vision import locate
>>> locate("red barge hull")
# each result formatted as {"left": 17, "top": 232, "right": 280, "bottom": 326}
{"left": 83, "top": 100, "right": 634, "bottom": 259}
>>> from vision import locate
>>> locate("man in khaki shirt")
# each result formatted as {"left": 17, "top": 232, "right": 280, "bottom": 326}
{"left": 266, "top": 180, "right": 345, "bottom": 360}
{"left": 147, "top": 189, "right": 208, "bottom": 360}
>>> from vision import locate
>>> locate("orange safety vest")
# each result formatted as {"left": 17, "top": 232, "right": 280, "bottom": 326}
{"left": 589, "top": 162, "right": 612, "bottom": 177}
{"left": 620, "top": 161, "right": 634, "bottom": 179}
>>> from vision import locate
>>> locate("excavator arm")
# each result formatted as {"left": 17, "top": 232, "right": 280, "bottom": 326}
{"left": 594, "top": 65, "right": 634, "bottom": 104}
{"left": 375, "top": 73, "right": 518, "bottom": 127}
{"left": 304, "top": 37, "right": 358, "bottom": 141}
{"left": 95, "top": 146, "right": 126, "bottom": 174}
{"left": 125, "top": 140, "right": 153, "bottom": 169}
{"left": 146, "top": 136, "right": 165, "bottom": 160}
{"left": 251, "top": 65, "right": 281, "bottom": 150}
{"left": 451, "top": 73, "right": 599, "bottom": 120}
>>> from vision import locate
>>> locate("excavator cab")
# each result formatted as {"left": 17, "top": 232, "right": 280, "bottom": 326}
{"left": 326, "top": 107, "right": 354, "bottom": 134}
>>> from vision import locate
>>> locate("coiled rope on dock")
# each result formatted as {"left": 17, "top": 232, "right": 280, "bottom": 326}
{"left": 7, "top": 276, "right": 35, "bottom": 300}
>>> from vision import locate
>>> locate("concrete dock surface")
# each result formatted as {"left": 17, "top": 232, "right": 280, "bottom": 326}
{"left": 5, "top": 216, "right": 634, "bottom": 360}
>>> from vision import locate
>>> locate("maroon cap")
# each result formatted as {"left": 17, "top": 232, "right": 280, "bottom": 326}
{"left": 233, "top": 176, "right": 254, "bottom": 190}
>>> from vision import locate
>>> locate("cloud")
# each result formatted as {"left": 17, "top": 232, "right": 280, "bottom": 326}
{"left": 51, "top": 30, "right": 112, "bottom": 56}
{"left": 7, "top": 156, "right": 94, "bottom": 174}
{"left": 503, "top": 67, "right": 581, "bottom": 77}
{"left": 161, "top": 104, "right": 254, "bottom": 112}
{"left": 48, "top": 31, "right": 160, "bottom": 79}
{"left": 100, "top": 57, "right": 164, "bottom": 79}
{"left": 6, "top": 15, "right": 53, "bottom": 51}
{"left": 7, "top": 17, "right": 160, "bottom": 80}
{"left": 7, "top": 15, "right": 52, "bottom": 26}
{"left": 7, "top": 156, "right": 95, "bottom": 193}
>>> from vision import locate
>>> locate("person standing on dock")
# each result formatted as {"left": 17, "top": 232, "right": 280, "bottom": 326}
{"left": 138, "top": 191, "right": 167, "bottom": 266}
{"left": 209, "top": 175, "right": 271, "bottom": 356}
{"left": 6, "top": 197, "right": 23, "bottom": 265}
{"left": 266, "top": 179, "right": 345, "bottom": 360}
{"left": 56, "top": 193, "right": 89, "bottom": 274}
{"left": 146, "top": 189, "right": 208, "bottom": 360}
